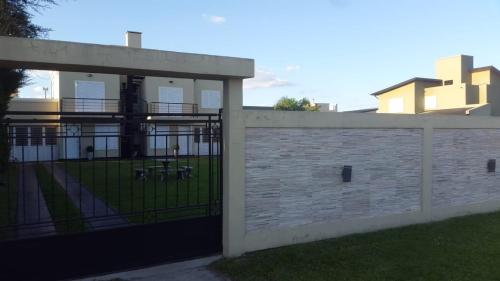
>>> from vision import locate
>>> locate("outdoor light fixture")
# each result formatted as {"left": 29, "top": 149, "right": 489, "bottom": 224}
{"left": 342, "top": 165, "right": 352, "bottom": 182}
{"left": 488, "top": 159, "right": 496, "bottom": 173}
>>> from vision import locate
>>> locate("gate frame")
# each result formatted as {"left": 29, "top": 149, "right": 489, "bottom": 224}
{"left": 0, "top": 36, "right": 253, "bottom": 261}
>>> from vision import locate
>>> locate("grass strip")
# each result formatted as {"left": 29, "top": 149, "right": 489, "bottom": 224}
{"left": 35, "top": 164, "right": 86, "bottom": 234}
{"left": 212, "top": 211, "right": 500, "bottom": 281}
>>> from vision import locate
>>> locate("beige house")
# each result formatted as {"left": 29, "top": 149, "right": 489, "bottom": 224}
{"left": 372, "top": 55, "right": 500, "bottom": 116}
{"left": 7, "top": 31, "right": 222, "bottom": 161}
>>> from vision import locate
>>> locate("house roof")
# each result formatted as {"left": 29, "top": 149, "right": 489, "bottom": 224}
{"left": 371, "top": 78, "right": 442, "bottom": 97}
{"left": 471, "top": 66, "right": 500, "bottom": 76}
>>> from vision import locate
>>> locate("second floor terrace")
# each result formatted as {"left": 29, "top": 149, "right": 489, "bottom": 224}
{"left": 60, "top": 97, "right": 121, "bottom": 113}
{"left": 147, "top": 102, "right": 199, "bottom": 114}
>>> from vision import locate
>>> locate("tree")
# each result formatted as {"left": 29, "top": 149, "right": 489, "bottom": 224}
{"left": 0, "top": 0, "right": 56, "bottom": 171}
{"left": 273, "top": 97, "right": 320, "bottom": 112}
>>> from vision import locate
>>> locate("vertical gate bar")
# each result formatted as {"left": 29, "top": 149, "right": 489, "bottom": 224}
{"left": 105, "top": 135, "right": 109, "bottom": 216}
{"left": 21, "top": 135, "right": 26, "bottom": 225}
{"left": 64, "top": 124, "right": 69, "bottom": 232}
{"left": 79, "top": 122, "right": 83, "bottom": 222}
{"left": 186, "top": 127, "right": 190, "bottom": 206}
{"left": 6, "top": 126, "right": 11, "bottom": 226}
{"left": 175, "top": 126, "right": 179, "bottom": 208}
{"left": 118, "top": 133, "right": 121, "bottom": 214}
{"left": 49, "top": 130, "right": 54, "bottom": 229}
{"left": 142, "top": 129, "right": 146, "bottom": 224}
{"left": 208, "top": 116, "right": 213, "bottom": 216}
{"left": 92, "top": 134, "right": 96, "bottom": 217}
{"left": 50, "top": 127, "right": 56, "bottom": 227}
{"left": 164, "top": 125, "right": 169, "bottom": 211}
{"left": 130, "top": 148, "right": 134, "bottom": 214}
{"left": 197, "top": 130, "right": 200, "bottom": 205}
{"left": 36, "top": 133, "right": 41, "bottom": 222}
{"left": 154, "top": 121, "right": 158, "bottom": 223}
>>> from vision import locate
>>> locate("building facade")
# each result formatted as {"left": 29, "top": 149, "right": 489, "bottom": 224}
{"left": 7, "top": 32, "right": 222, "bottom": 161}
{"left": 372, "top": 55, "right": 500, "bottom": 116}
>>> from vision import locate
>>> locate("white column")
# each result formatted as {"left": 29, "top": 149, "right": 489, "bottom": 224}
{"left": 222, "top": 79, "right": 246, "bottom": 257}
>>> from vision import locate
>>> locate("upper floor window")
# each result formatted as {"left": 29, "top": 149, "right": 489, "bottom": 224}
{"left": 201, "top": 90, "right": 221, "bottom": 109}
{"left": 75, "top": 81, "right": 105, "bottom": 112}
{"left": 159, "top": 87, "right": 183, "bottom": 113}
{"left": 388, "top": 97, "right": 404, "bottom": 113}
{"left": 444, "top": 80, "right": 453, "bottom": 86}
{"left": 425, "top": 96, "right": 437, "bottom": 110}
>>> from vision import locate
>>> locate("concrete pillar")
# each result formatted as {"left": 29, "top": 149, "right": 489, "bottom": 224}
{"left": 222, "top": 79, "right": 245, "bottom": 257}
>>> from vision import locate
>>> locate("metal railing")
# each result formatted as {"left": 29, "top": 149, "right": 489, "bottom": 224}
{"left": 1, "top": 111, "right": 222, "bottom": 240}
{"left": 148, "top": 102, "right": 198, "bottom": 114}
{"left": 60, "top": 98, "right": 121, "bottom": 113}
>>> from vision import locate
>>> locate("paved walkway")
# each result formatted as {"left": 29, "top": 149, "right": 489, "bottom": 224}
{"left": 46, "top": 164, "right": 128, "bottom": 230}
{"left": 16, "top": 164, "right": 56, "bottom": 238}
{"left": 76, "top": 255, "right": 226, "bottom": 281}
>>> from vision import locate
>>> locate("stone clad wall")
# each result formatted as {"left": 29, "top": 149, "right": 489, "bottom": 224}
{"left": 432, "top": 129, "right": 500, "bottom": 208}
{"left": 245, "top": 128, "right": 423, "bottom": 232}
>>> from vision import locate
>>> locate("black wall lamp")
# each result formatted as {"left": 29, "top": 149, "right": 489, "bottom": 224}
{"left": 488, "top": 159, "right": 496, "bottom": 173}
{"left": 342, "top": 165, "right": 352, "bottom": 182}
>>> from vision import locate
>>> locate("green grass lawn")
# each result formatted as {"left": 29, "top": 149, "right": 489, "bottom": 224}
{"left": 35, "top": 164, "right": 86, "bottom": 234}
{"left": 212, "top": 211, "right": 500, "bottom": 281}
{"left": 0, "top": 166, "right": 17, "bottom": 240}
{"left": 63, "top": 157, "right": 221, "bottom": 224}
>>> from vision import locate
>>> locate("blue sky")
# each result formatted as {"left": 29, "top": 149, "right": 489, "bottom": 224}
{"left": 19, "top": 0, "right": 500, "bottom": 110}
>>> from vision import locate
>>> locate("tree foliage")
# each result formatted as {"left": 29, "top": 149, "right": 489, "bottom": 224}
{"left": 0, "top": 0, "right": 55, "bottom": 171}
{"left": 273, "top": 97, "right": 320, "bottom": 112}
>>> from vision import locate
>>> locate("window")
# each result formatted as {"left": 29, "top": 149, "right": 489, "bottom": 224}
{"left": 388, "top": 97, "right": 404, "bottom": 113}
{"left": 15, "top": 127, "right": 28, "bottom": 146}
{"left": 8, "top": 127, "right": 14, "bottom": 144}
{"left": 213, "top": 127, "right": 221, "bottom": 143}
{"left": 45, "top": 127, "right": 57, "bottom": 145}
{"left": 444, "top": 80, "right": 453, "bottom": 86}
{"left": 149, "top": 125, "right": 168, "bottom": 149}
{"left": 194, "top": 127, "right": 201, "bottom": 143}
{"left": 94, "top": 125, "right": 119, "bottom": 150}
{"left": 202, "top": 128, "right": 210, "bottom": 143}
{"left": 159, "top": 87, "right": 183, "bottom": 113}
{"left": 425, "top": 96, "right": 437, "bottom": 109}
{"left": 30, "top": 127, "right": 43, "bottom": 146}
{"left": 75, "top": 81, "right": 105, "bottom": 112}
{"left": 201, "top": 90, "right": 221, "bottom": 109}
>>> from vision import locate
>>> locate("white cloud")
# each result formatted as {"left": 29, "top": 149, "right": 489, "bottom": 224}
{"left": 286, "top": 65, "right": 301, "bottom": 72}
{"left": 28, "top": 70, "right": 51, "bottom": 80}
{"left": 33, "top": 86, "right": 44, "bottom": 93}
{"left": 202, "top": 14, "right": 227, "bottom": 24}
{"left": 244, "top": 69, "right": 292, "bottom": 90}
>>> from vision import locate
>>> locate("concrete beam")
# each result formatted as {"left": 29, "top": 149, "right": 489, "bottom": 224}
{"left": 0, "top": 36, "right": 254, "bottom": 80}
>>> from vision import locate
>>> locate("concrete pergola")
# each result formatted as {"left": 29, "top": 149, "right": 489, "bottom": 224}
{"left": 0, "top": 36, "right": 254, "bottom": 257}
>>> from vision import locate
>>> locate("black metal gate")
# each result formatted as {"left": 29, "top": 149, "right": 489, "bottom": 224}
{"left": 0, "top": 110, "right": 223, "bottom": 281}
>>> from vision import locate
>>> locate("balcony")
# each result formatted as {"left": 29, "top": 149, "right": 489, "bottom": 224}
{"left": 148, "top": 102, "right": 198, "bottom": 114}
{"left": 60, "top": 98, "right": 121, "bottom": 113}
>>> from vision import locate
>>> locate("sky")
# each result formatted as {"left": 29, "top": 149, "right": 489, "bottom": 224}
{"left": 18, "top": 0, "right": 500, "bottom": 111}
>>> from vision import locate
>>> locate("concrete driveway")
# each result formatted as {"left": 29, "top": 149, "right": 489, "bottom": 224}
{"left": 76, "top": 255, "right": 227, "bottom": 281}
